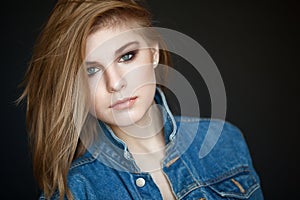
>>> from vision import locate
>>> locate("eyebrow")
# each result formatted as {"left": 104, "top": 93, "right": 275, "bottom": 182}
{"left": 115, "top": 41, "right": 140, "bottom": 56}
{"left": 85, "top": 41, "right": 140, "bottom": 66}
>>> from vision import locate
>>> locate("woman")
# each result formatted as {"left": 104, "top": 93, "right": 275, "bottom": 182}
{"left": 20, "top": 0, "right": 263, "bottom": 199}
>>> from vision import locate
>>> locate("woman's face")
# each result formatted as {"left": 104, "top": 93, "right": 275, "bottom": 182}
{"left": 85, "top": 24, "right": 159, "bottom": 127}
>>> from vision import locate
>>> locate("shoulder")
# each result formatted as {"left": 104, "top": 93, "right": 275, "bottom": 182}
{"left": 174, "top": 116, "right": 247, "bottom": 147}
{"left": 173, "top": 116, "right": 255, "bottom": 170}
{"left": 39, "top": 152, "right": 101, "bottom": 200}
{"left": 175, "top": 116, "right": 243, "bottom": 134}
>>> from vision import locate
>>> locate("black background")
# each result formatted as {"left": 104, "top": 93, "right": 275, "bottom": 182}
{"left": 1, "top": 0, "right": 299, "bottom": 199}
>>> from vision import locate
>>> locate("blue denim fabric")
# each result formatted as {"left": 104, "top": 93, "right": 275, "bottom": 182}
{"left": 40, "top": 88, "right": 263, "bottom": 199}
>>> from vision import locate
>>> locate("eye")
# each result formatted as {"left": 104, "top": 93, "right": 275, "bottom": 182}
{"left": 86, "top": 67, "right": 101, "bottom": 76}
{"left": 119, "top": 51, "right": 136, "bottom": 63}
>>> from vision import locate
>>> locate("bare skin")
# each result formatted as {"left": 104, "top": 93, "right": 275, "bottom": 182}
{"left": 86, "top": 24, "right": 175, "bottom": 199}
{"left": 112, "top": 104, "right": 176, "bottom": 200}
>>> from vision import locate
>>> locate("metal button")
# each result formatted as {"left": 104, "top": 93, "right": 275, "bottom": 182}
{"left": 135, "top": 177, "right": 146, "bottom": 187}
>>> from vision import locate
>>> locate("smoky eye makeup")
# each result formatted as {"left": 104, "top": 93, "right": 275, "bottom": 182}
{"left": 118, "top": 50, "right": 138, "bottom": 63}
{"left": 84, "top": 42, "right": 149, "bottom": 75}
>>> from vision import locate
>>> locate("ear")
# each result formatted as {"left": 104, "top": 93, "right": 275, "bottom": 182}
{"left": 151, "top": 43, "right": 159, "bottom": 68}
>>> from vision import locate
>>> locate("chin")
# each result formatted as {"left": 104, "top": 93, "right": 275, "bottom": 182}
{"left": 112, "top": 109, "right": 145, "bottom": 127}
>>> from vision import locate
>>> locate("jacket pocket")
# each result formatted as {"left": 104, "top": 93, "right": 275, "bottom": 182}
{"left": 208, "top": 167, "right": 261, "bottom": 199}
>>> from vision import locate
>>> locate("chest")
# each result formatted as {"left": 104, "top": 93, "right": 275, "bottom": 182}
{"left": 132, "top": 150, "right": 176, "bottom": 199}
{"left": 150, "top": 169, "right": 175, "bottom": 200}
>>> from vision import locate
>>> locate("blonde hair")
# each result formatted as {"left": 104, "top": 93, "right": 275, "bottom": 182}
{"left": 19, "top": 0, "right": 171, "bottom": 199}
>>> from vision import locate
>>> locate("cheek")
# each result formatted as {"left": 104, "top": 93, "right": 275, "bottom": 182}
{"left": 88, "top": 73, "right": 107, "bottom": 99}
{"left": 126, "top": 66, "right": 155, "bottom": 89}
{"left": 88, "top": 81, "right": 107, "bottom": 115}
{"left": 125, "top": 50, "right": 155, "bottom": 82}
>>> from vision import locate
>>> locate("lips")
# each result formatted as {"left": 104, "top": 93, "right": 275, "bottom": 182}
{"left": 109, "top": 96, "right": 137, "bottom": 110}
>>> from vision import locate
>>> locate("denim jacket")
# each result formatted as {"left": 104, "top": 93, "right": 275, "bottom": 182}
{"left": 40, "top": 88, "right": 263, "bottom": 200}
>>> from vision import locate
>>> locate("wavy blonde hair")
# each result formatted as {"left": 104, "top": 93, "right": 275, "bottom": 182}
{"left": 19, "top": 0, "right": 171, "bottom": 199}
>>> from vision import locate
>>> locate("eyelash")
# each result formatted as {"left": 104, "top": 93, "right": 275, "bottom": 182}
{"left": 86, "top": 66, "right": 101, "bottom": 76}
{"left": 86, "top": 50, "right": 138, "bottom": 76}
{"left": 118, "top": 50, "right": 137, "bottom": 63}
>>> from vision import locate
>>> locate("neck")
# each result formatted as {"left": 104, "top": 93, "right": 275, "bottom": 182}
{"left": 111, "top": 102, "right": 165, "bottom": 154}
{"left": 111, "top": 102, "right": 166, "bottom": 172}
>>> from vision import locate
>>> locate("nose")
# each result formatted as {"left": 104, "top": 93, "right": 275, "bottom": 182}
{"left": 105, "top": 65, "right": 127, "bottom": 93}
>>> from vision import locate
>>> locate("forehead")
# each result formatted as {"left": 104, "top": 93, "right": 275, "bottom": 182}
{"left": 85, "top": 24, "right": 149, "bottom": 62}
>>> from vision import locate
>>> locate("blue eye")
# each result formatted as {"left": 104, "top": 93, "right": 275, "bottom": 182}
{"left": 119, "top": 51, "right": 136, "bottom": 62}
{"left": 87, "top": 67, "right": 101, "bottom": 76}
